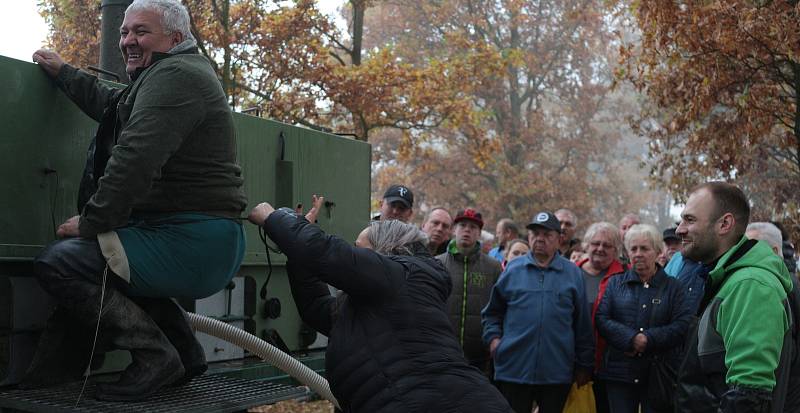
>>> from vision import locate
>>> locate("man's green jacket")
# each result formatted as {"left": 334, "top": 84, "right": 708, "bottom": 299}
{"left": 676, "top": 236, "right": 795, "bottom": 412}
{"left": 54, "top": 45, "right": 246, "bottom": 237}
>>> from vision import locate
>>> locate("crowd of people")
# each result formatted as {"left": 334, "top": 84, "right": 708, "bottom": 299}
{"left": 20, "top": 0, "right": 800, "bottom": 412}
{"left": 323, "top": 182, "right": 798, "bottom": 413}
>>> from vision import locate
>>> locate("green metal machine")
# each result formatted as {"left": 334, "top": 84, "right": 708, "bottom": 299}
{"left": 0, "top": 54, "right": 371, "bottom": 398}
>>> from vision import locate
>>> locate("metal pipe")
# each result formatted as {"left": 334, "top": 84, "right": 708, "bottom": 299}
{"left": 99, "top": 0, "right": 132, "bottom": 84}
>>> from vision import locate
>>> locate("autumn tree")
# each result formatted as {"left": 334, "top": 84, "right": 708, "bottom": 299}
{"left": 365, "top": 0, "right": 666, "bottom": 229}
{"left": 39, "top": 0, "right": 481, "bottom": 142}
{"left": 38, "top": 0, "right": 100, "bottom": 72}
{"left": 618, "top": 1, "right": 800, "bottom": 243}
{"left": 39, "top": 0, "right": 670, "bottom": 231}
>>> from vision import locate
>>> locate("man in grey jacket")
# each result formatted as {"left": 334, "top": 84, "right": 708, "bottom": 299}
{"left": 25, "top": 0, "right": 246, "bottom": 401}
{"left": 437, "top": 208, "right": 502, "bottom": 375}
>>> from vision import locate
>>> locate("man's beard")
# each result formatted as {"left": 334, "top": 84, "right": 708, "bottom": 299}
{"left": 682, "top": 229, "right": 718, "bottom": 264}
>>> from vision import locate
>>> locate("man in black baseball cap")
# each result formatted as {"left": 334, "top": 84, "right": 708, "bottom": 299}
{"left": 377, "top": 184, "right": 414, "bottom": 222}
{"left": 525, "top": 211, "right": 565, "bottom": 268}
{"left": 662, "top": 227, "right": 681, "bottom": 263}
{"left": 527, "top": 211, "right": 562, "bottom": 233}
{"left": 483, "top": 211, "right": 593, "bottom": 412}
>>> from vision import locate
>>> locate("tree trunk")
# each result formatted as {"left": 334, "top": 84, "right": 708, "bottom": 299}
{"left": 350, "top": 0, "right": 365, "bottom": 66}
{"left": 794, "top": 61, "right": 800, "bottom": 179}
{"left": 220, "top": 0, "right": 233, "bottom": 106}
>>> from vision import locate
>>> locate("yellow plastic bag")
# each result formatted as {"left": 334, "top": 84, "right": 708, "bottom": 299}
{"left": 562, "top": 381, "right": 596, "bottom": 413}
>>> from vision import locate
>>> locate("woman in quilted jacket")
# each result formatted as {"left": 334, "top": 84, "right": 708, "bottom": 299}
{"left": 595, "top": 224, "right": 691, "bottom": 413}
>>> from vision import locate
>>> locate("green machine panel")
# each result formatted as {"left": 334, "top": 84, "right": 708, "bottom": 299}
{"left": 0, "top": 54, "right": 371, "bottom": 362}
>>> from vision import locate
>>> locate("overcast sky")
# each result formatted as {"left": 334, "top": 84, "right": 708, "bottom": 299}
{"left": 0, "top": 1, "right": 49, "bottom": 62}
{"left": 0, "top": 1, "right": 343, "bottom": 63}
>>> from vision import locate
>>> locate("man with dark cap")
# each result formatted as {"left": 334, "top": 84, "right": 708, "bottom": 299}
{"left": 436, "top": 208, "right": 502, "bottom": 375}
{"left": 482, "top": 212, "right": 593, "bottom": 413}
{"left": 658, "top": 227, "right": 681, "bottom": 267}
{"left": 375, "top": 184, "right": 414, "bottom": 222}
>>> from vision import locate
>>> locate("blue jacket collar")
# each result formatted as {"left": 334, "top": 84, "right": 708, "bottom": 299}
{"left": 521, "top": 251, "right": 566, "bottom": 271}
{"left": 622, "top": 266, "right": 668, "bottom": 287}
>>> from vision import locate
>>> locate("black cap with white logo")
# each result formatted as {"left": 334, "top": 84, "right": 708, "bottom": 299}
{"left": 526, "top": 211, "right": 562, "bottom": 233}
{"left": 383, "top": 185, "right": 414, "bottom": 208}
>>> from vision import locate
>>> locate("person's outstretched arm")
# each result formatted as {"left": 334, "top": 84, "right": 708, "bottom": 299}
{"left": 33, "top": 49, "right": 122, "bottom": 122}
{"left": 252, "top": 204, "right": 404, "bottom": 301}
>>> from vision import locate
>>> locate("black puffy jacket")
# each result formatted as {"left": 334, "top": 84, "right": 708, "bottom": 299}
{"left": 264, "top": 210, "right": 511, "bottom": 413}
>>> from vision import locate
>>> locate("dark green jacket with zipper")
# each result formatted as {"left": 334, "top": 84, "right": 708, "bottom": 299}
{"left": 437, "top": 241, "right": 502, "bottom": 368}
{"left": 54, "top": 43, "right": 246, "bottom": 237}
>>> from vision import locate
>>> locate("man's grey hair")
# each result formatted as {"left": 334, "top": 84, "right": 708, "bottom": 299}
{"left": 555, "top": 208, "right": 578, "bottom": 226}
{"left": 624, "top": 224, "right": 663, "bottom": 255}
{"left": 366, "top": 220, "right": 429, "bottom": 256}
{"left": 127, "top": 0, "right": 195, "bottom": 41}
{"left": 583, "top": 221, "right": 621, "bottom": 254}
{"left": 746, "top": 222, "right": 783, "bottom": 253}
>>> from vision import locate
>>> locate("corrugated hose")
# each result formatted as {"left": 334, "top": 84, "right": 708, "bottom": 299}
{"left": 186, "top": 312, "right": 339, "bottom": 408}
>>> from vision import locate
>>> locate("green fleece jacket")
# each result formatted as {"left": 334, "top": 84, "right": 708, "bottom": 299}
{"left": 708, "top": 236, "right": 793, "bottom": 389}
{"left": 55, "top": 47, "right": 246, "bottom": 237}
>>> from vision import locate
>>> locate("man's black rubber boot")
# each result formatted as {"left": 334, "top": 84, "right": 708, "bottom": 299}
{"left": 131, "top": 296, "right": 208, "bottom": 385}
{"left": 86, "top": 290, "right": 184, "bottom": 401}
{"left": 17, "top": 307, "right": 95, "bottom": 389}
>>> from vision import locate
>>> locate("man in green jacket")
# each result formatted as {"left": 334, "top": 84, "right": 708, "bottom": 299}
{"left": 436, "top": 208, "right": 502, "bottom": 375}
{"left": 675, "top": 182, "right": 794, "bottom": 412}
{"left": 25, "top": 0, "right": 247, "bottom": 401}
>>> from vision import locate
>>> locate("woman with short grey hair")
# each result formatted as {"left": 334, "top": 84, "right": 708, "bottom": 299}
{"left": 595, "top": 224, "right": 691, "bottom": 412}
{"left": 248, "top": 202, "right": 511, "bottom": 413}
{"left": 576, "top": 221, "right": 626, "bottom": 413}
{"left": 623, "top": 224, "right": 663, "bottom": 257}
{"left": 362, "top": 219, "right": 428, "bottom": 256}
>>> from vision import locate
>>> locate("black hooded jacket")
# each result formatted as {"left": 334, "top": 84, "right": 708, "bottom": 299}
{"left": 264, "top": 210, "right": 511, "bottom": 413}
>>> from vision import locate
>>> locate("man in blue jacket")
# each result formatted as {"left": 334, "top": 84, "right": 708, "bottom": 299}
{"left": 482, "top": 211, "right": 594, "bottom": 413}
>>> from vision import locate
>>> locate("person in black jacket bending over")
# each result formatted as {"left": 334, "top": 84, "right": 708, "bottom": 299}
{"left": 248, "top": 202, "right": 511, "bottom": 413}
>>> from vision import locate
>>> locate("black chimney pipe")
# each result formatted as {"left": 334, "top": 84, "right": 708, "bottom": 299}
{"left": 99, "top": 0, "right": 132, "bottom": 84}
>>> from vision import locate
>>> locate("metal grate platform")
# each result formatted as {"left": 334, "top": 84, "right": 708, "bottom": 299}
{"left": 0, "top": 374, "right": 312, "bottom": 412}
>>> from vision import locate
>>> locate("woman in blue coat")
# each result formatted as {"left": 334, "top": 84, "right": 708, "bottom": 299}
{"left": 595, "top": 224, "right": 691, "bottom": 413}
